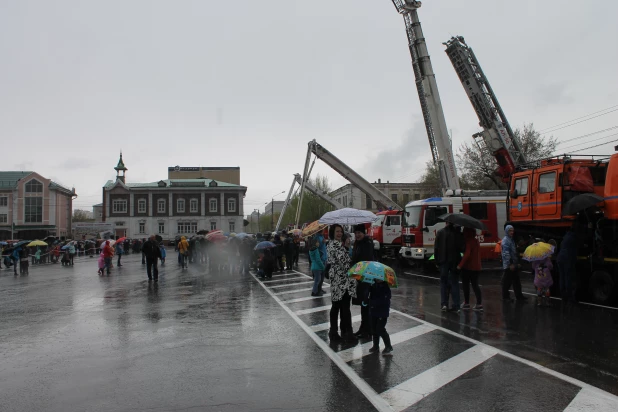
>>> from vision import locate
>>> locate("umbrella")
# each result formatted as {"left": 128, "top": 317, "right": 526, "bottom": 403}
{"left": 562, "top": 193, "right": 604, "bottom": 216}
{"left": 302, "top": 221, "right": 328, "bottom": 237}
{"left": 155, "top": 235, "right": 163, "bottom": 243}
{"left": 116, "top": 237, "right": 127, "bottom": 243}
{"left": 235, "top": 233, "right": 250, "bottom": 239}
{"left": 12, "top": 240, "right": 31, "bottom": 248}
{"left": 208, "top": 233, "right": 228, "bottom": 242}
{"left": 0, "top": 241, "right": 8, "bottom": 246}
{"left": 523, "top": 242, "right": 555, "bottom": 262}
{"left": 438, "top": 213, "right": 488, "bottom": 231}
{"left": 290, "top": 229, "right": 303, "bottom": 237}
{"left": 205, "top": 230, "right": 224, "bottom": 240}
{"left": 27, "top": 240, "right": 48, "bottom": 247}
{"left": 61, "top": 245, "right": 70, "bottom": 250}
{"left": 254, "top": 241, "right": 277, "bottom": 251}
{"left": 229, "top": 232, "right": 237, "bottom": 237}
{"left": 107, "top": 239, "right": 116, "bottom": 247}
{"left": 348, "top": 261, "right": 398, "bottom": 288}
{"left": 319, "top": 208, "right": 377, "bottom": 225}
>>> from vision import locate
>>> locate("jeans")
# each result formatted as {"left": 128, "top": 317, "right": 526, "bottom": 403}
{"left": 146, "top": 257, "right": 158, "bottom": 279}
{"left": 330, "top": 292, "right": 352, "bottom": 335}
{"left": 501, "top": 267, "right": 524, "bottom": 299}
{"left": 312, "top": 270, "right": 323, "bottom": 294}
{"left": 461, "top": 269, "right": 482, "bottom": 305}
{"left": 104, "top": 257, "right": 112, "bottom": 274}
{"left": 371, "top": 316, "right": 391, "bottom": 348}
{"left": 117, "top": 255, "right": 122, "bottom": 266}
{"left": 440, "top": 263, "right": 460, "bottom": 309}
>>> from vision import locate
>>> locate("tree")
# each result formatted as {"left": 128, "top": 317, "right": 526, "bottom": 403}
{"left": 456, "top": 123, "right": 558, "bottom": 190}
{"left": 277, "top": 174, "right": 335, "bottom": 230}
{"left": 416, "top": 161, "right": 443, "bottom": 197}
{"left": 72, "top": 209, "right": 94, "bottom": 222}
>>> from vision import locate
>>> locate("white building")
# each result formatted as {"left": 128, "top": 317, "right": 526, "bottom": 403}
{"left": 329, "top": 179, "right": 434, "bottom": 211}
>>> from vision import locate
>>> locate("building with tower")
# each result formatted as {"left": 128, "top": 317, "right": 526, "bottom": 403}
{"left": 101, "top": 153, "right": 246, "bottom": 241}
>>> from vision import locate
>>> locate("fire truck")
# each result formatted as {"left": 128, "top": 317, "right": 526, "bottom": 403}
{"left": 390, "top": 1, "right": 507, "bottom": 264}
{"left": 445, "top": 35, "right": 618, "bottom": 303}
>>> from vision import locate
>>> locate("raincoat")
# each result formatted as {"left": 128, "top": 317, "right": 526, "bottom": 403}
{"left": 533, "top": 258, "right": 554, "bottom": 289}
{"left": 501, "top": 226, "right": 518, "bottom": 269}
{"left": 178, "top": 236, "right": 189, "bottom": 255}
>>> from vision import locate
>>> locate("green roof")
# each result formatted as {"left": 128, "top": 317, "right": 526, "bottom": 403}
{"left": 0, "top": 171, "right": 34, "bottom": 188}
{"left": 104, "top": 178, "right": 242, "bottom": 189}
{"left": 114, "top": 153, "right": 127, "bottom": 171}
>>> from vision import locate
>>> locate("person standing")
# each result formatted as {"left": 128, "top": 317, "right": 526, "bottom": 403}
{"left": 435, "top": 222, "right": 463, "bottom": 312}
{"left": 102, "top": 241, "right": 114, "bottom": 275}
{"left": 351, "top": 224, "right": 374, "bottom": 338}
{"left": 309, "top": 240, "right": 325, "bottom": 296}
{"left": 159, "top": 244, "right": 166, "bottom": 265}
{"left": 327, "top": 224, "right": 357, "bottom": 342}
{"left": 457, "top": 228, "right": 483, "bottom": 311}
{"left": 368, "top": 279, "right": 393, "bottom": 355}
{"left": 178, "top": 236, "right": 190, "bottom": 269}
{"left": 68, "top": 242, "right": 76, "bottom": 266}
{"left": 141, "top": 238, "right": 147, "bottom": 265}
{"left": 283, "top": 234, "right": 295, "bottom": 270}
{"left": 557, "top": 227, "right": 577, "bottom": 304}
{"left": 273, "top": 234, "right": 284, "bottom": 272}
{"left": 115, "top": 241, "right": 124, "bottom": 267}
{"left": 142, "top": 235, "right": 162, "bottom": 281}
{"left": 501, "top": 225, "right": 527, "bottom": 301}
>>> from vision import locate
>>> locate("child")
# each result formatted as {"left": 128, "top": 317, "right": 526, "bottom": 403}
{"left": 309, "top": 243, "right": 325, "bottom": 296}
{"left": 160, "top": 244, "right": 166, "bottom": 265}
{"left": 97, "top": 251, "right": 105, "bottom": 276}
{"left": 533, "top": 256, "right": 554, "bottom": 306}
{"left": 369, "top": 279, "right": 393, "bottom": 355}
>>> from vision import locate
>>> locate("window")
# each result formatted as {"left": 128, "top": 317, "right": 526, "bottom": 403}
{"left": 210, "top": 198, "right": 217, "bottom": 212}
{"left": 0, "top": 214, "right": 7, "bottom": 223}
{"left": 387, "top": 215, "right": 401, "bottom": 226}
{"left": 190, "top": 198, "right": 198, "bottom": 213}
{"left": 366, "top": 196, "right": 372, "bottom": 209}
{"left": 403, "top": 193, "right": 410, "bottom": 204}
{"left": 177, "top": 198, "right": 185, "bottom": 213}
{"left": 25, "top": 180, "right": 43, "bottom": 193}
{"left": 158, "top": 222, "right": 165, "bottom": 234}
{"left": 228, "top": 198, "right": 236, "bottom": 213}
{"left": 177, "top": 222, "right": 197, "bottom": 233}
{"left": 343, "top": 196, "right": 348, "bottom": 206}
{"left": 138, "top": 199, "right": 146, "bottom": 213}
{"left": 25, "top": 197, "right": 43, "bottom": 222}
{"left": 424, "top": 206, "right": 449, "bottom": 227}
{"left": 210, "top": 221, "right": 217, "bottom": 230}
{"left": 391, "top": 194, "right": 398, "bottom": 202}
{"left": 514, "top": 177, "right": 529, "bottom": 196}
{"left": 539, "top": 172, "right": 556, "bottom": 194}
{"left": 229, "top": 221, "right": 235, "bottom": 232}
{"left": 414, "top": 194, "right": 420, "bottom": 200}
{"left": 139, "top": 222, "right": 145, "bottom": 234}
{"left": 0, "top": 196, "right": 7, "bottom": 207}
{"left": 112, "top": 199, "right": 127, "bottom": 213}
{"left": 468, "top": 203, "right": 488, "bottom": 220}
{"left": 157, "top": 199, "right": 166, "bottom": 213}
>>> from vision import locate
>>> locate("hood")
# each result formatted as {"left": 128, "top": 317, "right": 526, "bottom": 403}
{"left": 181, "top": 236, "right": 187, "bottom": 241}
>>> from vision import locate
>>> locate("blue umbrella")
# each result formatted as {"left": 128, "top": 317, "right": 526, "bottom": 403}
{"left": 254, "top": 241, "right": 276, "bottom": 251}
{"left": 235, "top": 233, "right": 250, "bottom": 239}
{"left": 61, "top": 245, "right": 70, "bottom": 250}
{"left": 0, "top": 241, "right": 7, "bottom": 246}
{"left": 12, "top": 240, "right": 31, "bottom": 248}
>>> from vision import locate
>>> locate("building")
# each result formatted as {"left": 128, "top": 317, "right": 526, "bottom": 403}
{"left": 262, "top": 200, "right": 285, "bottom": 216}
{"left": 92, "top": 203, "right": 103, "bottom": 222}
{"left": 329, "top": 179, "right": 434, "bottom": 211}
{"left": 102, "top": 154, "right": 247, "bottom": 241}
{"left": 0, "top": 171, "right": 76, "bottom": 240}
{"left": 168, "top": 166, "right": 240, "bottom": 185}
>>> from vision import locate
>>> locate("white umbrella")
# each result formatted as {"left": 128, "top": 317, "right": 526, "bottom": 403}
{"left": 318, "top": 208, "right": 377, "bottom": 225}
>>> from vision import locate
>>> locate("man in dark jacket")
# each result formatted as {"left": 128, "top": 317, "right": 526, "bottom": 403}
{"left": 273, "top": 234, "right": 284, "bottom": 272}
{"left": 351, "top": 224, "right": 374, "bottom": 338}
{"left": 557, "top": 226, "right": 577, "bottom": 303}
{"left": 434, "top": 222, "right": 464, "bottom": 312}
{"left": 142, "top": 235, "right": 162, "bottom": 281}
{"left": 283, "top": 234, "right": 295, "bottom": 270}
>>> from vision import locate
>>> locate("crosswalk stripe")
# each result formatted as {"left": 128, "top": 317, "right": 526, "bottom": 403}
{"left": 564, "top": 388, "right": 618, "bottom": 411}
{"left": 273, "top": 285, "right": 330, "bottom": 296}
{"left": 268, "top": 281, "right": 314, "bottom": 289}
{"left": 262, "top": 276, "right": 305, "bottom": 283}
{"left": 311, "top": 315, "right": 362, "bottom": 332}
{"left": 270, "top": 273, "right": 303, "bottom": 278}
{"left": 282, "top": 294, "right": 331, "bottom": 304}
{"left": 381, "top": 345, "right": 498, "bottom": 411}
{"left": 294, "top": 305, "right": 331, "bottom": 316}
{"left": 337, "top": 324, "right": 437, "bottom": 363}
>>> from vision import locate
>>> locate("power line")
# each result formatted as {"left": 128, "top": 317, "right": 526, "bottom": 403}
{"left": 538, "top": 105, "right": 618, "bottom": 133}
{"left": 559, "top": 137, "right": 618, "bottom": 154}
{"left": 540, "top": 108, "right": 618, "bottom": 135}
{"left": 557, "top": 132, "right": 618, "bottom": 151}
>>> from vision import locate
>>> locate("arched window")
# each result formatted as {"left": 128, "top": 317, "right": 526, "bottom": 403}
{"left": 25, "top": 179, "right": 43, "bottom": 193}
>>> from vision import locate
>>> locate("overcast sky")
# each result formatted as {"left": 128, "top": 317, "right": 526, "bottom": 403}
{"left": 1, "top": 0, "right": 616, "bottom": 214}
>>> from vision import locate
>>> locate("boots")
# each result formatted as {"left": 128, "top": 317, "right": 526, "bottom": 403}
{"left": 328, "top": 330, "right": 342, "bottom": 342}
{"left": 341, "top": 327, "right": 358, "bottom": 343}
{"left": 369, "top": 336, "right": 380, "bottom": 353}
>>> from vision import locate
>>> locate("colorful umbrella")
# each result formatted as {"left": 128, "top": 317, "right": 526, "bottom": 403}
{"left": 27, "top": 240, "right": 48, "bottom": 247}
{"left": 319, "top": 208, "right": 377, "bottom": 225}
{"left": 523, "top": 242, "right": 555, "bottom": 262}
{"left": 302, "top": 221, "right": 328, "bottom": 237}
{"left": 208, "top": 233, "right": 228, "bottom": 242}
{"left": 205, "top": 230, "right": 224, "bottom": 240}
{"left": 290, "top": 229, "right": 302, "bottom": 237}
{"left": 12, "top": 240, "right": 31, "bottom": 248}
{"left": 348, "top": 261, "right": 398, "bottom": 288}
{"left": 254, "top": 241, "right": 276, "bottom": 251}
{"left": 116, "top": 237, "right": 127, "bottom": 243}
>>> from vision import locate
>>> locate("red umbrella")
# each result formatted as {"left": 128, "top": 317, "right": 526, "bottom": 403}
{"left": 208, "top": 233, "right": 228, "bottom": 242}
{"left": 116, "top": 237, "right": 127, "bottom": 243}
{"left": 205, "top": 230, "right": 224, "bottom": 240}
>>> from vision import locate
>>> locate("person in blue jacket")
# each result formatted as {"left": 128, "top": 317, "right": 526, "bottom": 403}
{"left": 309, "top": 241, "right": 325, "bottom": 296}
{"left": 369, "top": 279, "right": 393, "bottom": 355}
{"left": 501, "top": 225, "right": 527, "bottom": 301}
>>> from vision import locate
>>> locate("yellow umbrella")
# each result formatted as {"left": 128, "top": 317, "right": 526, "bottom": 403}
{"left": 523, "top": 242, "right": 554, "bottom": 262}
{"left": 27, "top": 240, "right": 48, "bottom": 247}
{"left": 301, "top": 221, "right": 328, "bottom": 237}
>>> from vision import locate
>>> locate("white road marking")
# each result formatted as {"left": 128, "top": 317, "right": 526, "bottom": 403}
{"left": 337, "top": 324, "right": 437, "bottom": 363}
{"left": 262, "top": 276, "right": 305, "bottom": 283}
{"left": 249, "top": 272, "right": 394, "bottom": 412}
{"left": 310, "top": 315, "right": 362, "bottom": 332}
{"left": 282, "top": 294, "right": 331, "bottom": 304}
{"left": 273, "top": 285, "right": 330, "bottom": 296}
{"left": 268, "top": 281, "right": 314, "bottom": 289}
{"left": 564, "top": 387, "right": 618, "bottom": 411}
{"left": 294, "top": 305, "right": 331, "bottom": 316}
{"left": 381, "top": 345, "right": 498, "bottom": 411}
{"left": 271, "top": 273, "right": 303, "bottom": 278}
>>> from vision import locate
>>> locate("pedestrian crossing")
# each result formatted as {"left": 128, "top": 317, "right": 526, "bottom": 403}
{"left": 251, "top": 269, "right": 618, "bottom": 412}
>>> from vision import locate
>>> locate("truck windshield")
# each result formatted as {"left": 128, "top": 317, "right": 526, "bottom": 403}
{"left": 405, "top": 206, "right": 422, "bottom": 228}
{"left": 372, "top": 215, "right": 385, "bottom": 227}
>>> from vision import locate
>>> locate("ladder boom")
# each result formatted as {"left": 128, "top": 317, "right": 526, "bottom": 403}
{"left": 275, "top": 175, "right": 298, "bottom": 232}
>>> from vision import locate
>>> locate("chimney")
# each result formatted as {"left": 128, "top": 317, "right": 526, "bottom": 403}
{"left": 378, "top": 178, "right": 381, "bottom": 184}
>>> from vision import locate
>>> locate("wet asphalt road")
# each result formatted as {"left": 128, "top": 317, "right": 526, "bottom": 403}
{"left": 1, "top": 251, "right": 617, "bottom": 411}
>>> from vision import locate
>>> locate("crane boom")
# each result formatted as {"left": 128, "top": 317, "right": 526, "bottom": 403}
{"left": 444, "top": 36, "right": 527, "bottom": 181}
{"left": 391, "top": 0, "right": 460, "bottom": 191}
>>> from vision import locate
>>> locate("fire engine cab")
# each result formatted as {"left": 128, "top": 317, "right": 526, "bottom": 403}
{"left": 370, "top": 210, "right": 403, "bottom": 260}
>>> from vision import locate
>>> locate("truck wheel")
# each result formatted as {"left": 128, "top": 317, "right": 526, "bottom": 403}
{"left": 589, "top": 270, "right": 615, "bottom": 305}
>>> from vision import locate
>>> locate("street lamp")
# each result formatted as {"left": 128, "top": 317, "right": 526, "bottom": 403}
{"left": 270, "top": 191, "right": 285, "bottom": 231}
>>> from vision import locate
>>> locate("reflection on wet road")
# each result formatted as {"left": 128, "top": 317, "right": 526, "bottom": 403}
{"left": 1, "top": 252, "right": 617, "bottom": 411}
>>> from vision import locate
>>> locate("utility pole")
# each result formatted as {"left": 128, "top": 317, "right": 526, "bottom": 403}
{"left": 254, "top": 209, "right": 260, "bottom": 233}
{"left": 270, "top": 191, "right": 285, "bottom": 232}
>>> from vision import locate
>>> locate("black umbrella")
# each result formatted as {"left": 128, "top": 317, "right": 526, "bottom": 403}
{"left": 438, "top": 213, "right": 488, "bottom": 231}
{"left": 155, "top": 235, "right": 163, "bottom": 243}
{"left": 562, "top": 193, "right": 604, "bottom": 216}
